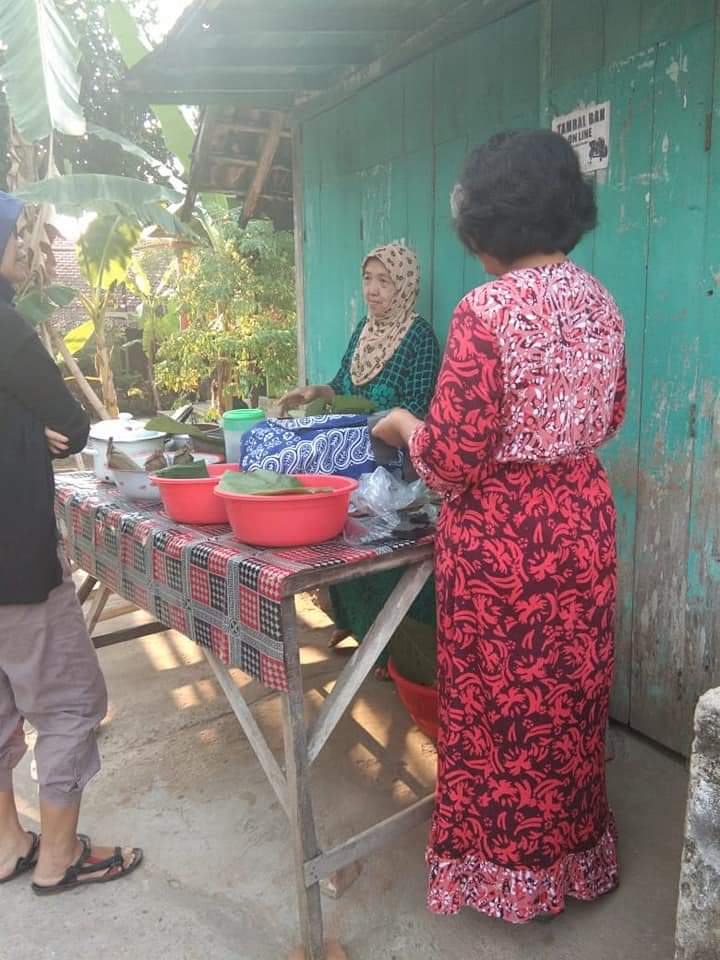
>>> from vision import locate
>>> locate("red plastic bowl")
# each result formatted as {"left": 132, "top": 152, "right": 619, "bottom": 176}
{"left": 388, "top": 657, "right": 439, "bottom": 740}
{"left": 207, "top": 463, "right": 239, "bottom": 477}
{"left": 151, "top": 464, "right": 239, "bottom": 524}
{"left": 213, "top": 473, "right": 358, "bottom": 547}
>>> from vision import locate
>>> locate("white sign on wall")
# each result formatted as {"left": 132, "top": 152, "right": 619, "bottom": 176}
{"left": 552, "top": 101, "right": 611, "bottom": 174}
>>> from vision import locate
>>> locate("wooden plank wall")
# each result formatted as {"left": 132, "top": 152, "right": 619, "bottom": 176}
{"left": 299, "top": 0, "right": 720, "bottom": 754}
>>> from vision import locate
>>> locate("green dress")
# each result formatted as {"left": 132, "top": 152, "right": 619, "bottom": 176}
{"left": 328, "top": 316, "right": 441, "bottom": 662}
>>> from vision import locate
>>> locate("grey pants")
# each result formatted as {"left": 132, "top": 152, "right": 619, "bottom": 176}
{"left": 0, "top": 554, "right": 108, "bottom": 806}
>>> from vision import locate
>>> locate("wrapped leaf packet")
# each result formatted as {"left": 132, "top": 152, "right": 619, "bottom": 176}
{"left": 144, "top": 449, "right": 168, "bottom": 474}
{"left": 155, "top": 462, "right": 209, "bottom": 480}
{"left": 172, "top": 444, "right": 195, "bottom": 465}
{"left": 218, "top": 469, "right": 332, "bottom": 496}
{"left": 106, "top": 438, "right": 143, "bottom": 472}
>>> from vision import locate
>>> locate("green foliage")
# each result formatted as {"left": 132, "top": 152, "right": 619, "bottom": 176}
{"left": 16, "top": 172, "right": 182, "bottom": 216}
{"left": 0, "top": 0, "right": 86, "bottom": 142}
{"left": 77, "top": 214, "right": 141, "bottom": 291}
{"left": 155, "top": 220, "right": 297, "bottom": 407}
{"left": 15, "top": 283, "right": 78, "bottom": 326}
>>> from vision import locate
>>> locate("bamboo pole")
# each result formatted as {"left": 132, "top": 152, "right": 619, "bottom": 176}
{"left": 45, "top": 322, "right": 110, "bottom": 420}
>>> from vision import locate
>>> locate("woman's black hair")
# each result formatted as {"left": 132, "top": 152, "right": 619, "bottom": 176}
{"left": 452, "top": 129, "right": 598, "bottom": 262}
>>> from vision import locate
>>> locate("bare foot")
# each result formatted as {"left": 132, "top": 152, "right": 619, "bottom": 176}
{"left": 288, "top": 940, "right": 348, "bottom": 960}
{"left": 33, "top": 837, "right": 139, "bottom": 888}
{"left": 0, "top": 830, "right": 35, "bottom": 881}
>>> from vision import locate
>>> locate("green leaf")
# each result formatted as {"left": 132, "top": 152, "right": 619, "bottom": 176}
{"left": 77, "top": 216, "right": 142, "bottom": 292}
{"left": 145, "top": 413, "right": 222, "bottom": 444}
{"left": 218, "top": 470, "right": 332, "bottom": 497}
{"left": 15, "top": 283, "right": 78, "bottom": 326}
{"left": 86, "top": 123, "right": 184, "bottom": 186}
{"left": 155, "top": 462, "right": 210, "bottom": 480}
{"left": 0, "top": 0, "right": 86, "bottom": 142}
{"left": 45, "top": 283, "right": 78, "bottom": 307}
{"left": 63, "top": 318, "right": 95, "bottom": 356}
{"left": 16, "top": 173, "right": 183, "bottom": 217}
{"left": 107, "top": 0, "right": 195, "bottom": 172}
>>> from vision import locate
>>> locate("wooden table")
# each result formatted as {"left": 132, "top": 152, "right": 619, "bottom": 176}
{"left": 55, "top": 474, "right": 435, "bottom": 959}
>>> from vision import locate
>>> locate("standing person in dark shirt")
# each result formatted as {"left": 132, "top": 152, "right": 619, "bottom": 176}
{"left": 0, "top": 193, "right": 143, "bottom": 894}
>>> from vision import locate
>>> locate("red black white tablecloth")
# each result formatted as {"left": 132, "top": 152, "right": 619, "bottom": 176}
{"left": 55, "top": 473, "right": 432, "bottom": 692}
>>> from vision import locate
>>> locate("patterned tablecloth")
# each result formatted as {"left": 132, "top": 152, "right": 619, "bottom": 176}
{"left": 55, "top": 473, "right": 433, "bottom": 692}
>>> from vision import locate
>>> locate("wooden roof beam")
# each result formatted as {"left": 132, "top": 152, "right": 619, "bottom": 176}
{"left": 240, "top": 111, "right": 285, "bottom": 225}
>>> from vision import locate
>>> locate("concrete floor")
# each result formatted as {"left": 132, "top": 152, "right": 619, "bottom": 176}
{"left": 3, "top": 595, "right": 688, "bottom": 960}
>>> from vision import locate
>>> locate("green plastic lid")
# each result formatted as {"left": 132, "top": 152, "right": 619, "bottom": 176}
{"left": 222, "top": 408, "right": 265, "bottom": 429}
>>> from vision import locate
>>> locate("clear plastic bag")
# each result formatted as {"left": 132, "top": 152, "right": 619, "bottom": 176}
{"left": 350, "top": 467, "right": 427, "bottom": 517}
{"left": 344, "top": 467, "right": 438, "bottom": 545}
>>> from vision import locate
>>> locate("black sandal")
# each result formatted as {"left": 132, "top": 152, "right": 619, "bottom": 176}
{"left": 0, "top": 831, "right": 39, "bottom": 884}
{"left": 31, "top": 834, "right": 143, "bottom": 896}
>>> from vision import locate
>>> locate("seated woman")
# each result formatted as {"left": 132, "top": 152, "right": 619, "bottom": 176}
{"left": 279, "top": 243, "right": 441, "bottom": 667}
{"left": 280, "top": 243, "right": 439, "bottom": 419}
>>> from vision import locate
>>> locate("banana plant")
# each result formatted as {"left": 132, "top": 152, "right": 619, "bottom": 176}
{"left": 0, "top": 0, "right": 208, "bottom": 417}
{"left": 73, "top": 214, "right": 143, "bottom": 416}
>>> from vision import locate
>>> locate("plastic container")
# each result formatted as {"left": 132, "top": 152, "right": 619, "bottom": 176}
{"left": 388, "top": 657, "right": 439, "bottom": 740}
{"left": 213, "top": 473, "right": 357, "bottom": 547}
{"left": 222, "top": 409, "right": 266, "bottom": 464}
{"left": 151, "top": 464, "right": 239, "bottom": 524}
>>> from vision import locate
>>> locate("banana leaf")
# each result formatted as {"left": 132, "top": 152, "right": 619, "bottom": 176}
{"left": 86, "top": 124, "right": 188, "bottom": 195}
{"left": 77, "top": 215, "right": 141, "bottom": 292}
{"left": 16, "top": 174, "right": 183, "bottom": 220}
{"left": 145, "top": 414, "right": 224, "bottom": 447}
{"left": 0, "top": 0, "right": 85, "bottom": 142}
{"left": 15, "top": 283, "right": 77, "bottom": 327}
{"left": 155, "top": 462, "right": 209, "bottom": 480}
{"left": 218, "top": 470, "right": 332, "bottom": 497}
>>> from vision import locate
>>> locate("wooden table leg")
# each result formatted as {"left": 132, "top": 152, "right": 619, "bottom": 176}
{"left": 281, "top": 598, "right": 344, "bottom": 960}
{"left": 77, "top": 574, "right": 97, "bottom": 605}
{"left": 85, "top": 583, "right": 112, "bottom": 635}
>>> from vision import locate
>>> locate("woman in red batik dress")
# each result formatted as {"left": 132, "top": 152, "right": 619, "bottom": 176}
{"left": 373, "top": 129, "right": 627, "bottom": 922}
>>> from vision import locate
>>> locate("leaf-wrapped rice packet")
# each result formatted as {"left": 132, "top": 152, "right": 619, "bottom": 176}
{"left": 172, "top": 444, "right": 195, "bottom": 465}
{"left": 106, "top": 438, "right": 143, "bottom": 472}
{"left": 144, "top": 449, "right": 168, "bottom": 474}
{"left": 155, "top": 462, "right": 209, "bottom": 480}
{"left": 218, "top": 469, "right": 332, "bottom": 496}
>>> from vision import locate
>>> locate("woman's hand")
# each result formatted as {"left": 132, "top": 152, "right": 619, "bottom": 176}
{"left": 371, "top": 408, "right": 422, "bottom": 448}
{"left": 278, "top": 384, "right": 335, "bottom": 418}
{"left": 45, "top": 427, "right": 70, "bottom": 456}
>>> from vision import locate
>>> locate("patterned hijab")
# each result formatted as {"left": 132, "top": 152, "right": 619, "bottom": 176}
{"left": 350, "top": 242, "right": 420, "bottom": 386}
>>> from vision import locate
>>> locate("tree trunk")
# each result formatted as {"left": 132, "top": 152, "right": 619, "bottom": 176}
{"left": 94, "top": 313, "right": 119, "bottom": 417}
{"left": 212, "top": 359, "right": 232, "bottom": 414}
{"left": 147, "top": 343, "right": 162, "bottom": 414}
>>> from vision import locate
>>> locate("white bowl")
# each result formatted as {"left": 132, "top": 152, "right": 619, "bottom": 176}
{"left": 108, "top": 469, "right": 161, "bottom": 502}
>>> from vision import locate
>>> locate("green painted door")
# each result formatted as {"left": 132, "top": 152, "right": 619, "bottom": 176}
{"left": 630, "top": 24, "right": 718, "bottom": 754}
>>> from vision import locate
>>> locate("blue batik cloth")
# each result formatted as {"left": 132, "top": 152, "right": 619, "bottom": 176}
{"left": 239, "top": 414, "right": 402, "bottom": 480}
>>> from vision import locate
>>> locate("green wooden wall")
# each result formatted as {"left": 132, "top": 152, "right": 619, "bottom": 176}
{"left": 299, "top": 0, "right": 720, "bottom": 754}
